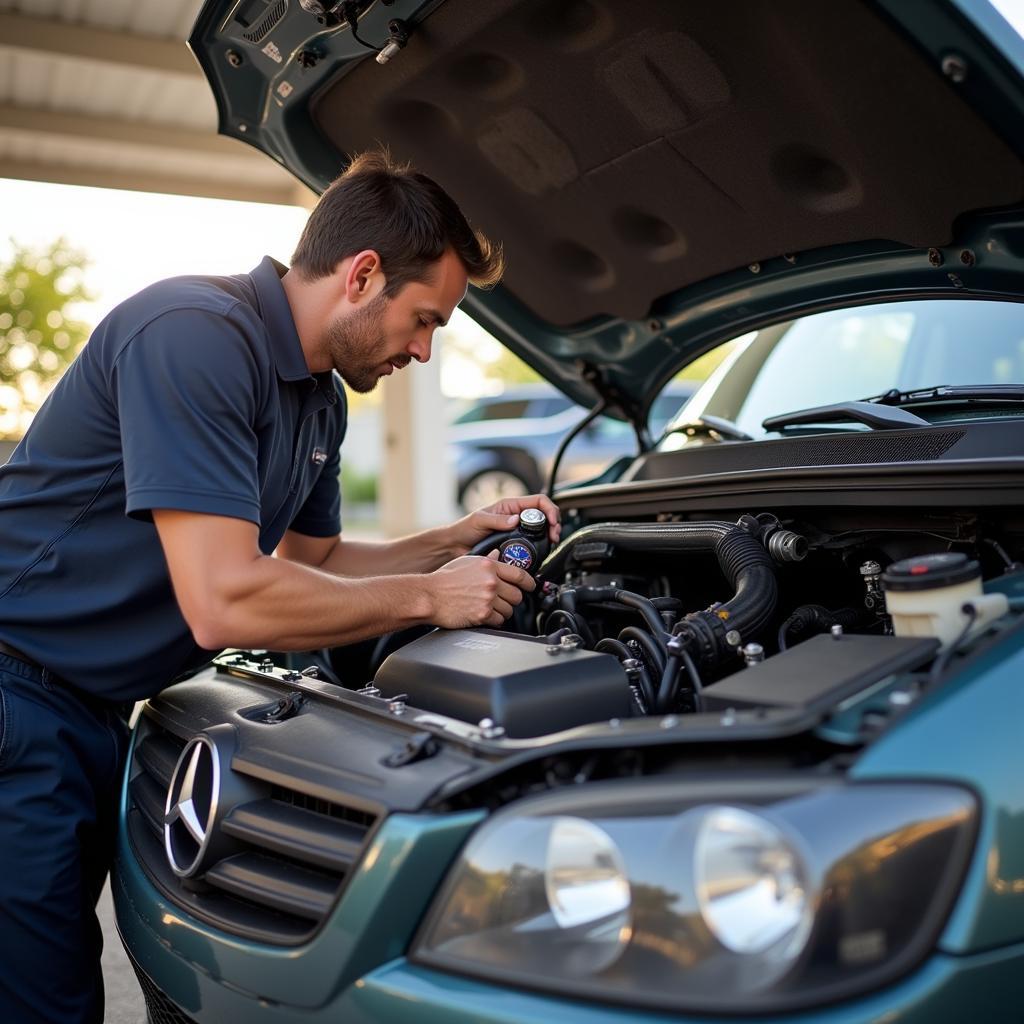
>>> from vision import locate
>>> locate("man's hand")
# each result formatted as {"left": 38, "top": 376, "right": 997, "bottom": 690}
{"left": 447, "top": 494, "right": 561, "bottom": 556}
{"left": 427, "top": 553, "right": 536, "bottom": 628}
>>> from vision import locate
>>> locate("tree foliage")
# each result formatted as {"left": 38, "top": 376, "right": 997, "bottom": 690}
{"left": 0, "top": 238, "right": 92, "bottom": 439}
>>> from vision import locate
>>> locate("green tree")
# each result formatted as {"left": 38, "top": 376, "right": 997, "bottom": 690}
{"left": 485, "top": 344, "right": 542, "bottom": 386}
{"left": 0, "top": 238, "right": 92, "bottom": 439}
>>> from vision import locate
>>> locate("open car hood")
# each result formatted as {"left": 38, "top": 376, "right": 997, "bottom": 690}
{"left": 189, "top": 0, "right": 1024, "bottom": 428}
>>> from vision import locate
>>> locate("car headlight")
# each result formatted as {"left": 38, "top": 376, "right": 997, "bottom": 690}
{"left": 413, "top": 780, "right": 976, "bottom": 1013}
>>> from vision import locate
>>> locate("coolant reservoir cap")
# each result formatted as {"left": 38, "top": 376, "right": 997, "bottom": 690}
{"left": 882, "top": 552, "right": 980, "bottom": 592}
{"left": 518, "top": 508, "right": 547, "bottom": 538}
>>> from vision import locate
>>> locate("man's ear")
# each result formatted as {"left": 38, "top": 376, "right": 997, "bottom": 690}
{"left": 344, "top": 249, "right": 385, "bottom": 303}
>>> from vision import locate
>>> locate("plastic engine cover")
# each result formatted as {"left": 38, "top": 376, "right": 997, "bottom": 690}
{"left": 373, "top": 629, "right": 631, "bottom": 738}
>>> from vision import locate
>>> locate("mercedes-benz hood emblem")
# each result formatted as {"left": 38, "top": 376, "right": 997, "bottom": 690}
{"left": 164, "top": 734, "right": 221, "bottom": 878}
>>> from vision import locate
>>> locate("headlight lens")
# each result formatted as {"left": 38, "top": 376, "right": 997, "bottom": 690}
{"left": 694, "top": 806, "right": 811, "bottom": 959}
{"left": 545, "top": 817, "right": 631, "bottom": 930}
{"left": 414, "top": 781, "right": 975, "bottom": 1013}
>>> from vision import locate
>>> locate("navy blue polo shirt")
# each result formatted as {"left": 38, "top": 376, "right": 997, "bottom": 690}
{"left": 0, "top": 257, "right": 346, "bottom": 702}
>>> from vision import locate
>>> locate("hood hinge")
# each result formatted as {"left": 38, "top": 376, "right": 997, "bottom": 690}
{"left": 578, "top": 361, "right": 653, "bottom": 451}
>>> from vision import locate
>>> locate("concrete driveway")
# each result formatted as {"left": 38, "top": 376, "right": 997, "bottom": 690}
{"left": 100, "top": 882, "right": 145, "bottom": 1023}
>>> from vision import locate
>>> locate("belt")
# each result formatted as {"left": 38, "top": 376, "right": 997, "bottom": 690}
{"left": 0, "top": 640, "right": 130, "bottom": 720}
{"left": 0, "top": 638, "right": 134, "bottom": 720}
{"left": 0, "top": 639, "right": 51, "bottom": 675}
{"left": 0, "top": 639, "right": 79, "bottom": 695}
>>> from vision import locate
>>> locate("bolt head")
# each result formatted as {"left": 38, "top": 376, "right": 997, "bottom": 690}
{"left": 725, "top": 629, "right": 742, "bottom": 647}
{"left": 959, "top": 249, "right": 976, "bottom": 267}
{"left": 927, "top": 247, "right": 944, "bottom": 267}
{"left": 941, "top": 53, "right": 968, "bottom": 83}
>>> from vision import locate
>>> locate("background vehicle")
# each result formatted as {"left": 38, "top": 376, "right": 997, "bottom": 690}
{"left": 452, "top": 382, "right": 695, "bottom": 509}
{"left": 115, "top": 1, "right": 1024, "bottom": 1022}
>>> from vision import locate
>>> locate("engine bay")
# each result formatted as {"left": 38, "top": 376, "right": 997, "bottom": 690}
{"left": 359, "top": 506, "right": 1024, "bottom": 740}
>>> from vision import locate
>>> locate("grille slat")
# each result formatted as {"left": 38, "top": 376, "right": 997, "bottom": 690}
{"left": 130, "top": 771, "right": 169, "bottom": 835}
{"left": 221, "top": 798, "right": 366, "bottom": 872}
{"left": 136, "top": 730, "right": 186, "bottom": 789}
{"left": 205, "top": 852, "right": 337, "bottom": 920}
{"left": 127, "top": 717, "right": 379, "bottom": 944}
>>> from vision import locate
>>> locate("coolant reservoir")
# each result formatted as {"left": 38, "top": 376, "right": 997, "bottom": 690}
{"left": 882, "top": 553, "right": 1008, "bottom": 647}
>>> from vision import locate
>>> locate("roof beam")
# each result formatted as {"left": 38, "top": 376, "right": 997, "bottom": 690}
{"left": 0, "top": 102, "right": 265, "bottom": 163}
{"left": 0, "top": 159, "right": 297, "bottom": 206}
{"left": 0, "top": 11, "right": 202, "bottom": 79}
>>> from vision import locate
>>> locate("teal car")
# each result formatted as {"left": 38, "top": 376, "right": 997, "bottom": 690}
{"left": 115, "top": 1, "right": 1024, "bottom": 1020}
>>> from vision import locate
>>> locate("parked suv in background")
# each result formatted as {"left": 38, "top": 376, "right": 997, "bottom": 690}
{"left": 115, "top": 1, "right": 1024, "bottom": 1021}
{"left": 451, "top": 382, "right": 695, "bottom": 509}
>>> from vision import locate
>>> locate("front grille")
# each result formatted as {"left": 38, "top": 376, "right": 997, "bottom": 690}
{"left": 126, "top": 715, "right": 379, "bottom": 944}
{"left": 131, "top": 959, "right": 198, "bottom": 1024}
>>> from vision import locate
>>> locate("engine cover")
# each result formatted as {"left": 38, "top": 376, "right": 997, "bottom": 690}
{"left": 373, "top": 629, "right": 631, "bottom": 738}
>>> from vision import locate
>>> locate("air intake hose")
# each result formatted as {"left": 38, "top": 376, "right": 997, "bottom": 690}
{"left": 539, "top": 520, "right": 778, "bottom": 671}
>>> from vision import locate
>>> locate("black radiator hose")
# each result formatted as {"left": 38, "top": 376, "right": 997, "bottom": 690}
{"left": 539, "top": 521, "right": 778, "bottom": 671}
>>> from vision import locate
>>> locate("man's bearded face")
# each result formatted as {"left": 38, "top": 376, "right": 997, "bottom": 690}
{"left": 324, "top": 293, "right": 409, "bottom": 393}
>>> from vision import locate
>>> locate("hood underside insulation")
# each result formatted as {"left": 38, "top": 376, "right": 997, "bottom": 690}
{"left": 312, "top": 0, "right": 1024, "bottom": 326}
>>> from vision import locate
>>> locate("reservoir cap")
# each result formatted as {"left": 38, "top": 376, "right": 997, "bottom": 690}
{"left": 882, "top": 552, "right": 980, "bottom": 592}
{"left": 518, "top": 508, "right": 547, "bottom": 539}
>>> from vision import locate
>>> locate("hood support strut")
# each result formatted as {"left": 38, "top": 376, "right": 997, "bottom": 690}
{"left": 579, "top": 361, "right": 654, "bottom": 452}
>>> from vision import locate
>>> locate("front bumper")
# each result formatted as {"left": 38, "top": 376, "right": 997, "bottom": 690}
{"left": 114, "top": 804, "right": 1024, "bottom": 1024}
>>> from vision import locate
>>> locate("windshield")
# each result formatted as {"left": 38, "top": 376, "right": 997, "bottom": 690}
{"left": 660, "top": 298, "right": 1024, "bottom": 446}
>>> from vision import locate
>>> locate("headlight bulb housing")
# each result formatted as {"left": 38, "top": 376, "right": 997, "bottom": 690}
{"left": 414, "top": 779, "right": 976, "bottom": 1014}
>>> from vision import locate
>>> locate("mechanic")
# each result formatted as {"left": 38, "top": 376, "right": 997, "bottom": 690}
{"left": 0, "top": 149, "right": 560, "bottom": 1024}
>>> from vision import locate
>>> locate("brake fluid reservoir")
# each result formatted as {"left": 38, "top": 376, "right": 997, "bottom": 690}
{"left": 882, "top": 553, "right": 1008, "bottom": 646}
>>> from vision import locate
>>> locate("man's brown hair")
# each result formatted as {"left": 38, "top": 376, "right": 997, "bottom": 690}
{"left": 291, "top": 149, "right": 504, "bottom": 294}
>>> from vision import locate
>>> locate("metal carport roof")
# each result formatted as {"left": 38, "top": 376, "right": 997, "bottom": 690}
{"left": 0, "top": 0, "right": 311, "bottom": 204}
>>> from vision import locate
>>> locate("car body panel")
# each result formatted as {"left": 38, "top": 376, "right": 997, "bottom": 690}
{"left": 350, "top": 947, "right": 1024, "bottom": 1024}
{"left": 853, "top": 621, "right": 1024, "bottom": 954}
{"left": 116, "top": 748, "right": 1024, "bottom": 1024}
{"left": 188, "top": 0, "right": 1024, "bottom": 423}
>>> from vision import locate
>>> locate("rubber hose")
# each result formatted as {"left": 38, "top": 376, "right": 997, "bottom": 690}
{"left": 619, "top": 625, "right": 666, "bottom": 675}
{"left": 541, "top": 521, "right": 778, "bottom": 668}
{"left": 598, "top": 637, "right": 656, "bottom": 709}
{"left": 573, "top": 585, "right": 668, "bottom": 640}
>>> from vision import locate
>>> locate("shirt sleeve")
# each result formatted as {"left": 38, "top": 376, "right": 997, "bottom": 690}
{"left": 111, "top": 306, "right": 264, "bottom": 525}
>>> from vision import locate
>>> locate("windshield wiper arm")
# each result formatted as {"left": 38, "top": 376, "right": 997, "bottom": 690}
{"left": 662, "top": 414, "right": 754, "bottom": 442}
{"left": 762, "top": 400, "right": 929, "bottom": 433}
{"left": 872, "top": 384, "right": 1024, "bottom": 406}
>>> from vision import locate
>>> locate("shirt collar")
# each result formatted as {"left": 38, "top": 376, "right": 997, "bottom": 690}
{"left": 250, "top": 255, "right": 314, "bottom": 384}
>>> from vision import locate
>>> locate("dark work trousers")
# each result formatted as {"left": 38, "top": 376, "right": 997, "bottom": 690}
{"left": 0, "top": 653, "right": 129, "bottom": 1024}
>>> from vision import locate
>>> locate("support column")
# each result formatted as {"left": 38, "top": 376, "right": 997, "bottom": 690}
{"left": 378, "top": 355, "right": 456, "bottom": 537}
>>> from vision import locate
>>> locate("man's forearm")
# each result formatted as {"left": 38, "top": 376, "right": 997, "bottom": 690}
{"left": 198, "top": 554, "right": 436, "bottom": 651}
{"left": 319, "top": 525, "right": 458, "bottom": 577}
